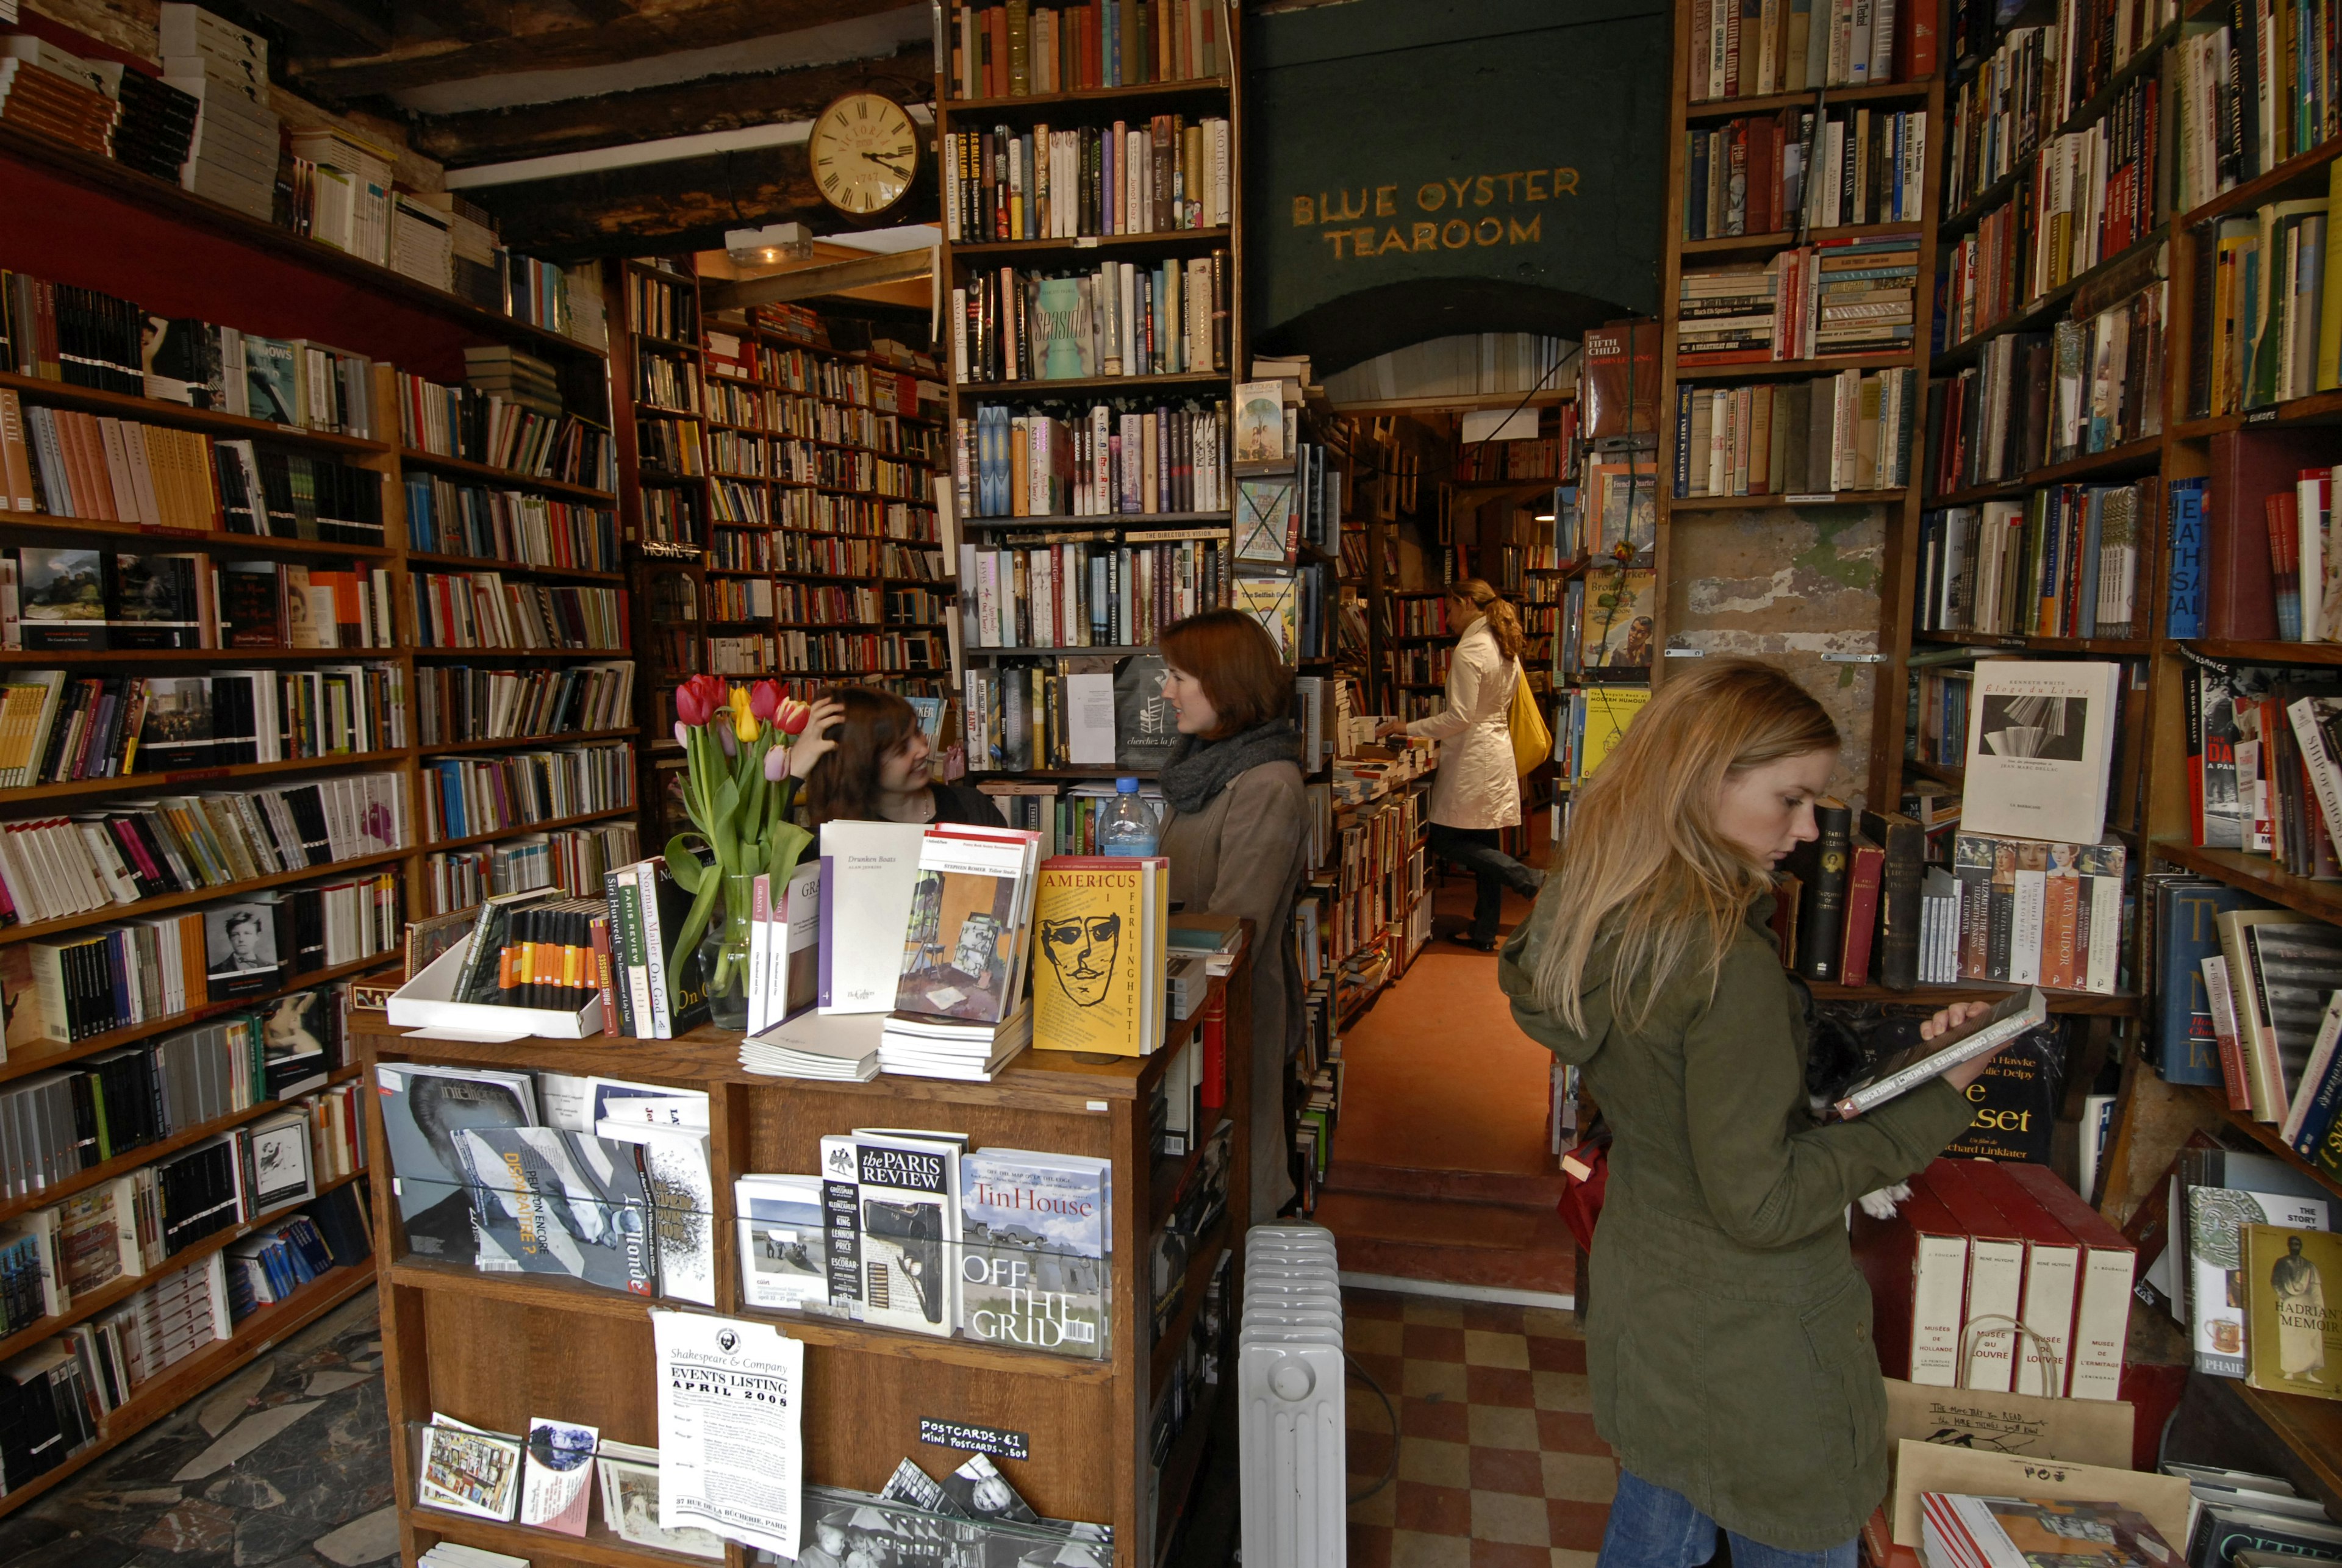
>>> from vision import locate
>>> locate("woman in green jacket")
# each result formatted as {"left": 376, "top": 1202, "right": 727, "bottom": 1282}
{"left": 1499, "top": 658, "right": 2005, "bottom": 1567}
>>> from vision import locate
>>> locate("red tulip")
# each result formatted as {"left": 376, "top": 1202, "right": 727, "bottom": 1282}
{"left": 673, "top": 675, "right": 727, "bottom": 728}
{"left": 776, "top": 696, "right": 811, "bottom": 736}
{"left": 749, "top": 679, "right": 782, "bottom": 721}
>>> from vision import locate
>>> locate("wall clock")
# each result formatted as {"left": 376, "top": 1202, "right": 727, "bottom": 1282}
{"left": 808, "top": 92, "right": 918, "bottom": 218}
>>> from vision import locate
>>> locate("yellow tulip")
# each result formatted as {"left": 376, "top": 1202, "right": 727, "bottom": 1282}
{"left": 729, "top": 687, "right": 761, "bottom": 743}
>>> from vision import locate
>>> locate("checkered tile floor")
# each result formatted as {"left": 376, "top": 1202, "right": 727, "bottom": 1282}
{"left": 1344, "top": 1289, "right": 1617, "bottom": 1568}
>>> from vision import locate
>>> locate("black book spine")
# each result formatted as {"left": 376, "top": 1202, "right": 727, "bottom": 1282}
{"left": 1796, "top": 800, "right": 1855, "bottom": 983}
{"left": 1861, "top": 809, "right": 1926, "bottom": 992}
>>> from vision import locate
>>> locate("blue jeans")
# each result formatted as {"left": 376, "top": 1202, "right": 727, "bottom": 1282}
{"left": 1427, "top": 823, "right": 1542, "bottom": 942}
{"left": 1597, "top": 1470, "right": 1858, "bottom": 1568}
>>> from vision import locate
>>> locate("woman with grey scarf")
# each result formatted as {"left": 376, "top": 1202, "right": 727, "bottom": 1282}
{"left": 1155, "top": 610, "right": 1311, "bottom": 1222}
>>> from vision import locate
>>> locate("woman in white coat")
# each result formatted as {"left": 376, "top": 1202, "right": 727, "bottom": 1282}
{"left": 1378, "top": 578, "right": 1544, "bottom": 950}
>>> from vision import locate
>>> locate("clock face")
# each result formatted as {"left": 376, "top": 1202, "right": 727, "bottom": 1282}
{"left": 810, "top": 93, "right": 918, "bottom": 217}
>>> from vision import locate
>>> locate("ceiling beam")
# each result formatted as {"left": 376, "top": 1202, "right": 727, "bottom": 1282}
{"left": 703, "top": 248, "right": 933, "bottom": 312}
{"left": 564, "top": 0, "right": 643, "bottom": 19}
{"left": 389, "top": 0, "right": 505, "bottom": 45}
{"left": 457, "top": 144, "right": 829, "bottom": 261}
{"left": 288, "top": 0, "right": 911, "bottom": 100}
{"left": 238, "top": 0, "right": 392, "bottom": 55}
{"left": 407, "top": 40, "right": 932, "bottom": 168}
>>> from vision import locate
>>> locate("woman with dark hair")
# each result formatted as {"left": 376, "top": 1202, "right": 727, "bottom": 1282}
{"left": 1156, "top": 609, "right": 1311, "bottom": 1222}
{"left": 1378, "top": 576, "right": 1544, "bottom": 950}
{"left": 788, "top": 688, "right": 1005, "bottom": 828}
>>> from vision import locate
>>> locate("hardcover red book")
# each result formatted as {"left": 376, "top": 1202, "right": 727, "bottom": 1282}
{"left": 1999, "top": 1162, "right": 2135, "bottom": 1402}
{"left": 1839, "top": 836, "right": 1885, "bottom": 988}
{"left": 1850, "top": 1177, "right": 1968, "bottom": 1385}
{"left": 1911, "top": 1162, "right": 2025, "bottom": 1392}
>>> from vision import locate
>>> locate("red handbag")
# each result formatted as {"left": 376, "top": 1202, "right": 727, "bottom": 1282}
{"left": 1556, "top": 1123, "right": 1611, "bottom": 1253}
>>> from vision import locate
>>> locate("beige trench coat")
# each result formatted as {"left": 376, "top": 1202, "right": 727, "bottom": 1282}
{"left": 1406, "top": 618, "right": 1522, "bottom": 829}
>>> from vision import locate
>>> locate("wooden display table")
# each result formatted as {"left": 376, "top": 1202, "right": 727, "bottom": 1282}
{"left": 356, "top": 951, "right": 1251, "bottom": 1568}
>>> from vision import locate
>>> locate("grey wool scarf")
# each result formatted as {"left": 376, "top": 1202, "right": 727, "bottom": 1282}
{"left": 1158, "top": 718, "right": 1302, "bottom": 814}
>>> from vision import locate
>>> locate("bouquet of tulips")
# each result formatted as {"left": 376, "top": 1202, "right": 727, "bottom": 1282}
{"left": 665, "top": 675, "right": 817, "bottom": 1014}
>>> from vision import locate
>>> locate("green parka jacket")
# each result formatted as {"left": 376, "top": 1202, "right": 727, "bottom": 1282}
{"left": 1499, "top": 889, "right": 1977, "bottom": 1551}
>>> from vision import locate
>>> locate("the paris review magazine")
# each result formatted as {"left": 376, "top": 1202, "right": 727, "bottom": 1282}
{"left": 855, "top": 1134, "right": 961, "bottom": 1336}
{"left": 959, "top": 1150, "right": 1111, "bottom": 1358}
{"left": 1033, "top": 859, "right": 1153, "bottom": 1056}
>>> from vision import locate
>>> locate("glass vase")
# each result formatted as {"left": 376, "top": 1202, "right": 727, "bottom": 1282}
{"left": 698, "top": 870, "right": 754, "bottom": 1032}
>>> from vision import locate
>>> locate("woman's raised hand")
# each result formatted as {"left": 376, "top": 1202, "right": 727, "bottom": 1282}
{"left": 1919, "top": 999, "right": 2011, "bottom": 1092}
{"left": 787, "top": 697, "right": 848, "bottom": 779}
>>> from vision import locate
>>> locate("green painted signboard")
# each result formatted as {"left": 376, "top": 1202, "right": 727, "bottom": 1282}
{"left": 1247, "top": 0, "right": 1667, "bottom": 374}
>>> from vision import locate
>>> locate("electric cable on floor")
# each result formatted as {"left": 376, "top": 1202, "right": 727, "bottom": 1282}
{"left": 1345, "top": 1352, "right": 1400, "bottom": 1505}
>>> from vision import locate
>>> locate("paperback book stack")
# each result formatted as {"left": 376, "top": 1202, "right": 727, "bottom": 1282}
{"left": 882, "top": 825, "right": 1045, "bottom": 1080}
{"left": 0, "top": 37, "right": 116, "bottom": 159}
{"left": 159, "top": 2, "right": 277, "bottom": 220}
{"left": 109, "top": 66, "right": 199, "bottom": 184}
{"left": 1677, "top": 265, "right": 1777, "bottom": 365}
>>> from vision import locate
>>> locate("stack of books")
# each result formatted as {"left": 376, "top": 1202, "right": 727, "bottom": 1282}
{"left": 739, "top": 1012, "right": 883, "bottom": 1081}
{"left": 1810, "top": 232, "right": 1919, "bottom": 355}
{"left": 110, "top": 66, "right": 198, "bottom": 184}
{"left": 160, "top": 4, "right": 278, "bottom": 220}
{"left": 465, "top": 346, "right": 565, "bottom": 420}
{"left": 1677, "top": 265, "right": 1777, "bottom": 365}
{"left": 288, "top": 126, "right": 396, "bottom": 267}
{"left": 389, "top": 194, "right": 454, "bottom": 291}
{"left": 884, "top": 825, "right": 1045, "bottom": 1079}
{"left": 0, "top": 41, "right": 117, "bottom": 159}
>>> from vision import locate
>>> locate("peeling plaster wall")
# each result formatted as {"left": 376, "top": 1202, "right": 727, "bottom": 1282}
{"left": 1667, "top": 506, "right": 1887, "bottom": 809}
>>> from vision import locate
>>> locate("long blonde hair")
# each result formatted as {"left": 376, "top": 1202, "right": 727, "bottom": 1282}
{"left": 1451, "top": 578, "right": 1526, "bottom": 663}
{"left": 1531, "top": 657, "right": 1838, "bottom": 1031}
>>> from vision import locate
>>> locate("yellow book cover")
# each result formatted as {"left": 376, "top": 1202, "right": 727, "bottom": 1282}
{"left": 2319, "top": 161, "right": 2342, "bottom": 390}
{"left": 2244, "top": 1222, "right": 2339, "bottom": 1400}
{"left": 1578, "top": 686, "right": 1650, "bottom": 781}
{"left": 1233, "top": 574, "right": 1298, "bottom": 661}
{"left": 1032, "top": 856, "right": 1157, "bottom": 1055}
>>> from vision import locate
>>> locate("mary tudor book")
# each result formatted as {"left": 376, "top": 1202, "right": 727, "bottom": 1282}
{"left": 854, "top": 1129, "right": 964, "bottom": 1337}
{"left": 1032, "top": 854, "right": 1169, "bottom": 1056}
{"left": 959, "top": 1148, "right": 1111, "bottom": 1358}
{"left": 893, "top": 826, "right": 1042, "bottom": 1025}
{"left": 1963, "top": 660, "right": 2124, "bottom": 845}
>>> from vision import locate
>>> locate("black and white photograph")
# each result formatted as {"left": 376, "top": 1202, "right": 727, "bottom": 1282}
{"left": 938, "top": 1455, "right": 1041, "bottom": 1526}
{"left": 246, "top": 1111, "right": 317, "bottom": 1213}
{"left": 596, "top": 1444, "right": 725, "bottom": 1559}
{"left": 1976, "top": 692, "right": 2088, "bottom": 761}
{"left": 785, "top": 1487, "right": 1107, "bottom": 1568}
{"left": 207, "top": 904, "right": 278, "bottom": 976}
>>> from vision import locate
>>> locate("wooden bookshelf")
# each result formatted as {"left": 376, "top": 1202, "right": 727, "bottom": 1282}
{"left": 938, "top": 13, "right": 1242, "bottom": 786}
{"left": 357, "top": 950, "right": 1255, "bottom": 1568}
{"left": 0, "top": 114, "right": 640, "bottom": 1513}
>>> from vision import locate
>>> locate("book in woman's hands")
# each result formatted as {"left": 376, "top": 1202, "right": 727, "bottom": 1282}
{"left": 1833, "top": 987, "right": 2048, "bottom": 1117}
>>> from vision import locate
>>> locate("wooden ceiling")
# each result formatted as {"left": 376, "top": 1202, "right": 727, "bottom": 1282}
{"left": 232, "top": 0, "right": 940, "bottom": 257}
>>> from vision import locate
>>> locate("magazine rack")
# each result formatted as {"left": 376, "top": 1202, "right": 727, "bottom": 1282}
{"left": 354, "top": 943, "right": 1253, "bottom": 1568}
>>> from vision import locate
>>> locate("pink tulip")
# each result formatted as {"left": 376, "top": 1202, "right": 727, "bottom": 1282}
{"left": 749, "top": 679, "right": 782, "bottom": 721}
{"left": 776, "top": 697, "right": 811, "bottom": 736}
{"left": 717, "top": 724, "right": 737, "bottom": 758}
{"left": 763, "top": 744, "right": 790, "bottom": 782}
{"left": 674, "top": 720, "right": 690, "bottom": 748}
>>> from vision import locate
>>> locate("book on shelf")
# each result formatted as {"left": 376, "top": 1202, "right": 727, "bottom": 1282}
{"left": 1921, "top": 1494, "right": 2175, "bottom": 1568}
{"left": 1945, "top": 831, "right": 2127, "bottom": 992}
{"left": 958, "top": 1147, "right": 1111, "bottom": 1358}
{"left": 1960, "top": 659, "right": 2122, "bottom": 845}
{"left": 1918, "top": 481, "right": 2150, "bottom": 640}
{"left": 944, "top": 0, "right": 1231, "bottom": 99}
{"left": 2240, "top": 1222, "right": 2341, "bottom": 1402}
{"left": 1678, "top": 235, "right": 1918, "bottom": 365}
{"left": 734, "top": 1173, "right": 831, "bottom": 1310}
{"left": 1688, "top": 0, "right": 1933, "bottom": 101}
{"left": 2175, "top": 1141, "right": 2331, "bottom": 1376}
{"left": 2149, "top": 875, "right": 2268, "bottom": 1090}
{"left": 943, "top": 115, "right": 1233, "bottom": 242}
{"left": 894, "top": 824, "right": 1044, "bottom": 1026}
{"left": 852, "top": 1128, "right": 964, "bottom": 1337}
{"left": 952, "top": 254, "right": 1229, "bottom": 384}
{"left": 954, "top": 400, "right": 1230, "bottom": 518}
{"left": 1031, "top": 853, "right": 1169, "bottom": 1055}
{"left": 961, "top": 534, "right": 1230, "bottom": 650}
{"left": 1674, "top": 369, "right": 1918, "bottom": 498}
{"left": 817, "top": 820, "right": 930, "bottom": 1015}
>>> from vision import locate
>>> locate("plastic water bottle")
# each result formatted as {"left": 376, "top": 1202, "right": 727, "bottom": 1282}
{"left": 1098, "top": 776, "right": 1161, "bottom": 856}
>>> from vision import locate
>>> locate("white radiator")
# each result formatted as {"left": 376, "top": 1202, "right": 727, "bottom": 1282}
{"left": 1239, "top": 1221, "right": 1346, "bottom": 1568}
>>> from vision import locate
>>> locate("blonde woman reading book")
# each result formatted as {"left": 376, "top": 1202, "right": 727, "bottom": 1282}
{"left": 1498, "top": 657, "right": 2014, "bottom": 1568}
